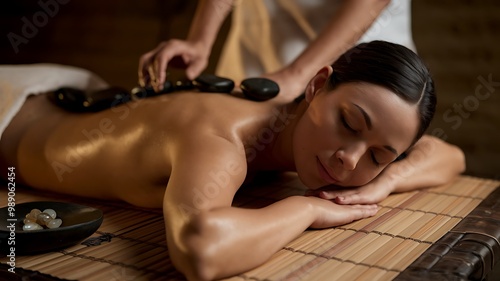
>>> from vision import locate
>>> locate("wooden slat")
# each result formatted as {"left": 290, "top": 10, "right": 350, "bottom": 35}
{"left": 1, "top": 175, "right": 498, "bottom": 280}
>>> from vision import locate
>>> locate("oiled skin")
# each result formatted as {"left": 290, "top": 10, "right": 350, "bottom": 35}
{"left": 0, "top": 91, "right": 279, "bottom": 207}
{"left": 0, "top": 77, "right": 465, "bottom": 280}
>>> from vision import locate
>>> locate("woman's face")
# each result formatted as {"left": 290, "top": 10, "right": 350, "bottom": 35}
{"left": 293, "top": 80, "right": 419, "bottom": 189}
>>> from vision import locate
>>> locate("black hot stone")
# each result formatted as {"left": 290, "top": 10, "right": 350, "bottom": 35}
{"left": 240, "top": 78, "right": 280, "bottom": 101}
{"left": 193, "top": 74, "right": 234, "bottom": 93}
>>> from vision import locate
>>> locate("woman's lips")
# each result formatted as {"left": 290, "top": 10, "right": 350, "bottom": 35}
{"left": 316, "top": 157, "right": 339, "bottom": 185}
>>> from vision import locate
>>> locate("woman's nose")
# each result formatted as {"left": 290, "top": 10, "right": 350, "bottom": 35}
{"left": 333, "top": 143, "right": 365, "bottom": 171}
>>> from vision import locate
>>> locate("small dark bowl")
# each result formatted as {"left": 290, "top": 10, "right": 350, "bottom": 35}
{"left": 0, "top": 201, "right": 103, "bottom": 255}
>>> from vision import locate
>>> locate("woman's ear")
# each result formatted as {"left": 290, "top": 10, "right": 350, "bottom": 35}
{"left": 305, "top": 66, "right": 334, "bottom": 103}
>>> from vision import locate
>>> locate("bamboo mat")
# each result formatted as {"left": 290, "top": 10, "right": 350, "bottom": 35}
{"left": 1, "top": 174, "right": 498, "bottom": 281}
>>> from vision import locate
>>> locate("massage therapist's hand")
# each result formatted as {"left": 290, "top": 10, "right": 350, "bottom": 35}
{"left": 138, "top": 39, "right": 210, "bottom": 92}
{"left": 261, "top": 67, "right": 311, "bottom": 103}
{"left": 306, "top": 196, "right": 379, "bottom": 229}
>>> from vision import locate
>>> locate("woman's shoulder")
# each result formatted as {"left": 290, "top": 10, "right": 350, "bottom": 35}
{"left": 153, "top": 92, "right": 277, "bottom": 137}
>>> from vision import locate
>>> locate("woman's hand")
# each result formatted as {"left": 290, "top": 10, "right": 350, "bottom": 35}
{"left": 309, "top": 181, "right": 393, "bottom": 206}
{"left": 306, "top": 168, "right": 397, "bottom": 205}
{"left": 138, "top": 39, "right": 210, "bottom": 92}
{"left": 306, "top": 196, "right": 379, "bottom": 229}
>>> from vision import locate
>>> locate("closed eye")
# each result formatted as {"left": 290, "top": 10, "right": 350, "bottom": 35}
{"left": 370, "top": 150, "right": 380, "bottom": 166}
{"left": 340, "top": 114, "right": 358, "bottom": 134}
{"left": 341, "top": 113, "right": 379, "bottom": 166}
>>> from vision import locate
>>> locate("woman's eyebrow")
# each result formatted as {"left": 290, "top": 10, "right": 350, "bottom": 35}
{"left": 353, "top": 103, "right": 372, "bottom": 130}
{"left": 352, "top": 103, "right": 398, "bottom": 155}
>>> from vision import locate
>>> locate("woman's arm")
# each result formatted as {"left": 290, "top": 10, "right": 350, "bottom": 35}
{"left": 383, "top": 135, "right": 466, "bottom": 193}
{"left": 164, "top": 135, "right": 377, "bottom": 281}
{"left": 266, "top": 0, "right": 391, "bottom": 100}
{"left": 175, "top": 197, "right": 377, "bottom": 281}
{"left": 315, "top": 135, "right": 466, "bottom": 204}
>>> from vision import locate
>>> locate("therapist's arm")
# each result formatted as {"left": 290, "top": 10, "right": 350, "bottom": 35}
{"left": 139, "top": 0, "right": 234, "bottom": 90}
{"left": 266, "top": 0, "right": 391, "bottom": 101}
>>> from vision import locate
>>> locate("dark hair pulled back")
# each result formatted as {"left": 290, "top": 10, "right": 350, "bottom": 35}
{"left": 329, "top": 40, "right": 436, "bottom": 145}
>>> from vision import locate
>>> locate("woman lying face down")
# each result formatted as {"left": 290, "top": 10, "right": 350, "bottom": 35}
{"left": 0, "top": 41, "right": 464, "bottom": 281}
{"left": 295, "top": 76, "right": 421, "bottom": 189}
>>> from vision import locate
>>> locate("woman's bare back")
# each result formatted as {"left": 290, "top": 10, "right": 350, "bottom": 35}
{"left": 0, "top": 91, "right": 278, "bottom": 207}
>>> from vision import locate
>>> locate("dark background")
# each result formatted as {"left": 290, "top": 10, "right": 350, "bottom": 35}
{"left": 2, "top": 0, "right": 499, "bottom": 179}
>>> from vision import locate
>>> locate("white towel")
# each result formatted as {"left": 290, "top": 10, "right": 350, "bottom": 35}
{"left": 0, "top": 63, "right": 109, "bottom": 139}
